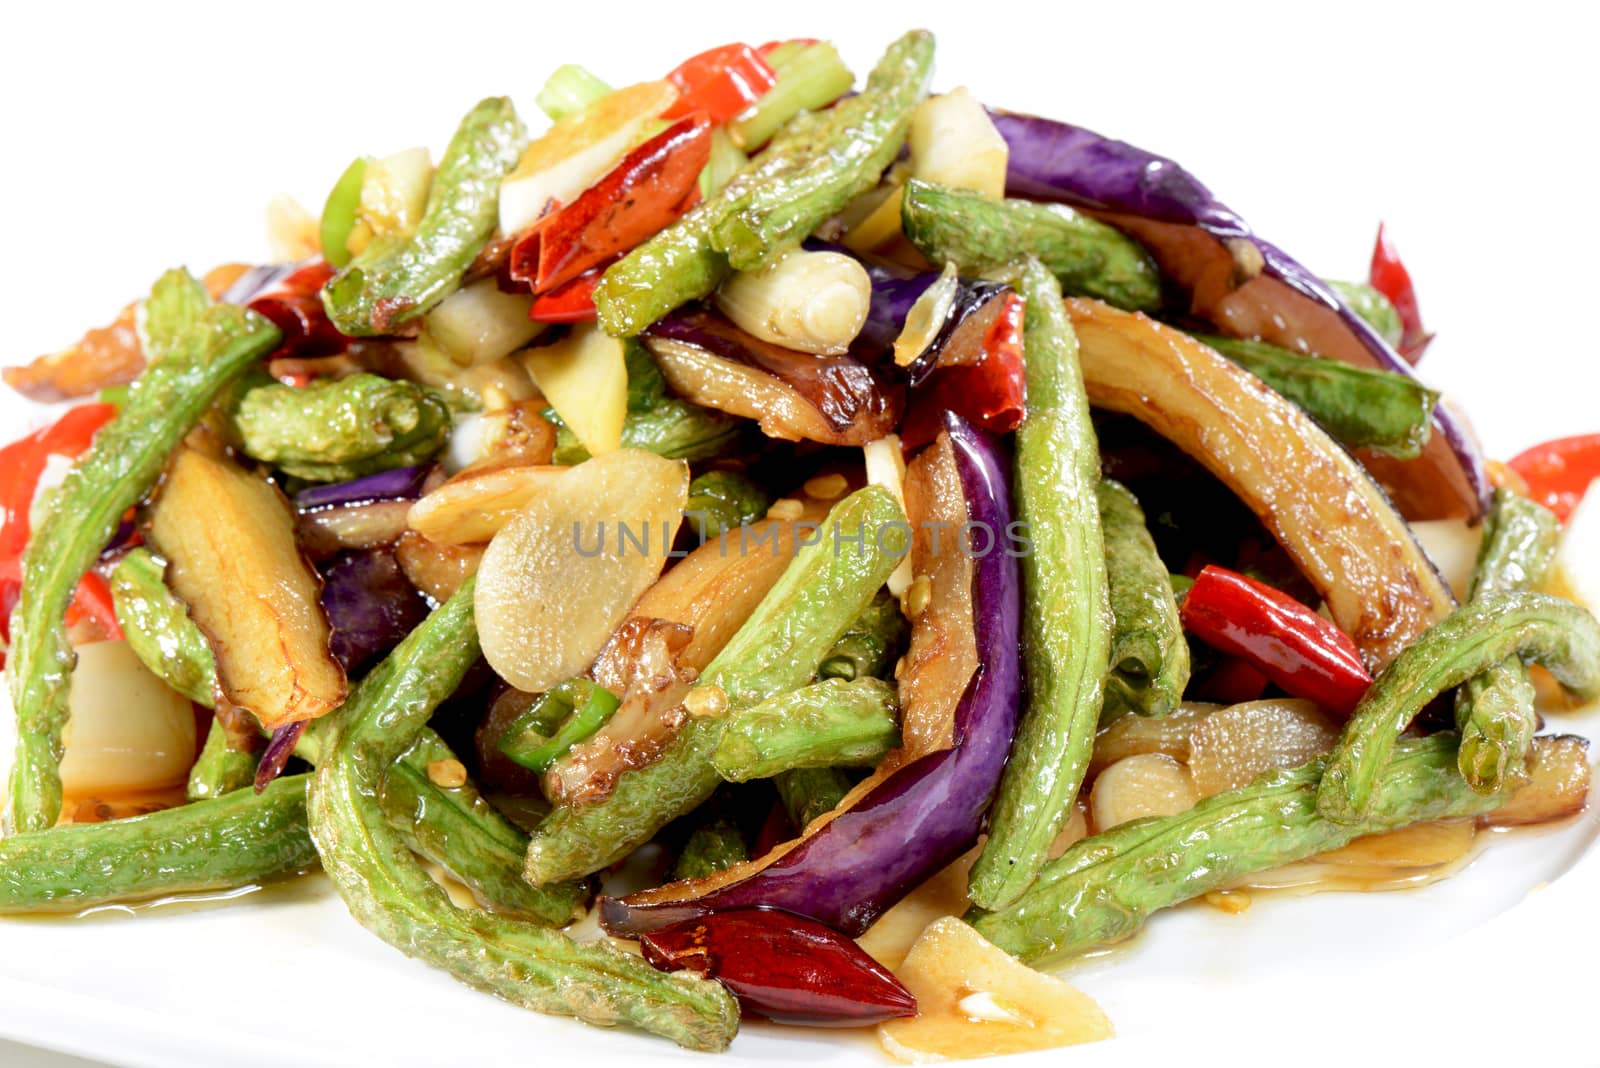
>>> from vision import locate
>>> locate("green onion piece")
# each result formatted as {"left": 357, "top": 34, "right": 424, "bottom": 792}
{"left": 537, "top": 64, "right": 613, "bottom": 122}
{"left": 699, "top": 127, "right": 749, "bottom": 199}
{"left": 319, "top": 157, "right": 368, "bottom": 269}
{"left": 500, "top": 680, "right": 621, "bottom": 772}
{"left": 728, "top": 42, "right": 855, "bottom": 151}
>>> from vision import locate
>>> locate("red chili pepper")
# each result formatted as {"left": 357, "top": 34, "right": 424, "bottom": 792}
{"left": 247, "top": 259, "right": 348, "bottom": 359}
{"left": 638, "top": 909, "right": 917, "bottom": 1026}
{"left": 1195, "top": 656, "right": 1270, "bottom": 705}
{"left": 899, "top": 290, "right": 1027, "bottom": 448}
{"left": 1180, "top": 565, "right": 1373, "bottom": 716}
{"left": 1507, "top": 433, "right": 1600, "bottom": 523}
{"left": 528, "top": 264, "right": 610, "bottom": 323}
{"left": 662, "top": 44, "right": 778, "bottom": 124}
{"left": 511, "top": 116, "right": 711, "bottom": 294}
{"left": 63, "top": 571, "right": 123, "bottom": 643}
{"left": 0, "top": 403, "right": 118, "bottom": 562}
{"left": 1368, "top": 223, "right": 1432, "bottom": 363}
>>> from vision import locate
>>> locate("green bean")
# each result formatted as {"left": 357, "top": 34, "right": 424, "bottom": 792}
{"left": 308, "top": 579, "right": 740, "bottom": 1050}
{"left": 968, "top": 259, "right": 1111, "bottom": 912}
{"left": 108, "top": 547, "right": 217, "bottom": 707}
{"left": 782, "top": 586, "right": 905, "bottom": 820}
{"left": 0, "top": 775, "right": 315, "bottom": 913}
{"left": 6, "top": 270, "right": 280, "bottom": 833}
{"left": 817, "top": 590, "right": 907, "bottom": 681}
{"left": 1328, "top": 279, "right": 1404, "bottom": 349}
{"left": 229, "top": 373, "right": 451, "bottom": 481}
{"left": 525, "top": 486, "right": 907, "bottom": 884}
{"left": 684, "top": 470, "right": 771, "bottom": 542}
{"left": 595, "top": 30, "right": 933, "bottom": 336}
{"left": 968, "top": 733, "right": 1561, "bottom": 962}
{"left": 900, "top": 179, "right": 1161, "bottom": 312}
{"left": 775, "top": 767, "right": 852, "bottom": 831}
{"left": 551, "top": 341, "right": 741, "bottom": 463}
{"left": 1317, "top": 592, "right": 1600, "bottom": 823}
{"left": 672, "top": 815, "right": 749, "bottom": 882}
{"left": 383, "top": 731, "right": 584, "bottom": 923}
{"left": 1097, "top": 480, "right": 1189, "bottom": 718}
{"left": 187, "top": 715, "right": 258, "bottom": 801}
{"left": 499, "top": 680, "right": 620, "bottom": 773}
{"left": 1191, "top": 333, "right": 1439, "bottom": 459}
{"left": 712, "top": 677, "right": 900, "bottom": 782}
{"left": 1455, "top": 489, "right": 1562, "bottom": 792}
{"left": 322, "top": 97, "right": 527, "bottom": 335}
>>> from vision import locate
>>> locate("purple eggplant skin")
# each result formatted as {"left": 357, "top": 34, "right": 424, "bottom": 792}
{"left": 293, "top": 465, "right": 431, "bottom": 512}
{"left": 600, "top": 411, "right": 1021, "bottom": 938}
{"left": 989, "top": 109, "right": 1489, "bottom": 520}
{"left": 254, "top": 720, "right": 308, "bottom": 791}
{"left": 318, "top": 549, "right": 429, "bottom": 678}
{"left": 854, "top": 267, "right": 1014, "bottom": 385}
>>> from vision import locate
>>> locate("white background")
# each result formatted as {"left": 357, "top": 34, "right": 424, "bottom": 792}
{"left": 2, "top": 1, "right": 1598, "bottom": 1065}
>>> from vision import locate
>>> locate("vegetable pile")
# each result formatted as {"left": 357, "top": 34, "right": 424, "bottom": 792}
{"left": 3, "top": 27, "right": 1598, "bottom": 1061}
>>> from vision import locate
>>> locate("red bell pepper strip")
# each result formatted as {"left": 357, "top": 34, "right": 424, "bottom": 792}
{"left": 511, "top": 116, "right": 711, "bottom": 294}
{"left": 246, "top": 259, "right": 347, "bottom": 359}
{"left": 0, "top": 404, "right": 123, "bottom": 665}
{"left": 528, "top": 264, "right": 610, "bottom": 323}
{"left": 1507, "top": 433, "right": 1600, "bottom": 523}
{"left": 638, "top": 909, "right": 917, "bottom": 1026}
{"left": 1368, "top": 223, "right": 1433, "bottom": 363}
{"left": 1, "top": 403, "right": 118, "bottom": 562}
{"left": 1180, "top": 565, "right": 1373, "bottom": 716}
{"left": 899, "top": 290, "right": 1026, "bottom": 448}
{"left": 662, "top": 44, "right": 778, "bottom": 124}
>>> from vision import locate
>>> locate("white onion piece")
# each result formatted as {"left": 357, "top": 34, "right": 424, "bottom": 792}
{"left": 1555, "top": 486, "right": 1600, "bottom": 612}
{"left": 1089, "top": 752, "right": 1197, "bottom": 830}
{"left": 476, "top": 450, "right": 689, "bottom": 692}
{"left": 424, "top": 278, "right": 542, "bottom": 368}
{"left": 1410, "top": 518, "right": 1484, "bottom": 601}
{"left": 59, "top": 640, "right": 196, "bottom": 796}
{"left": 1187, "top": 698, "right": 1339, "bottom": 797}
{"left": 864, "top": 435, "right": 913, "bottom": 598}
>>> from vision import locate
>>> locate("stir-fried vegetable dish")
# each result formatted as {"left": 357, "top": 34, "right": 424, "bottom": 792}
{"left": 5, "top": 29, "right": 1600, "bottom": 1060}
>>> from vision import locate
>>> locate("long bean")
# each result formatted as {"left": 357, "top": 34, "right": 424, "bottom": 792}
{"left": 0, "top": 775, "right": 315, "bottom": 913}
{"left": 7, "top": 269, "right": 280, "bottom": 833}
{"left": 229, "top": 374, "right": 451, "bottom": 481}
{"left": 1097, "top": 479, "right": 1189, "bottom": 718}
{"left": 109, "top": 546, "right": 217, "bottom": 707}
{"left": 712, "top": 677, "right": 900, "bottom": 782}
{"left": 968, "top": 259, "right": 1111, "bottom": 911}
{"left": 1454, "top": 489, "right": 1562, "bottom": 792}
{"left": 775, "top": 767, "right": 852, "bottom": 831}
{"left": 672, "top": 814, "right": 749, "bottom": 882}
{"left": 595, "top": 30, "right": 933, "bottom": 336}
{"left": 322, "top": 97, "right": 527, "bottom": 335}
{"left": 968, "top": 733, "right": 1562, "bottom": 962}
{"left": 1192, "top": 332, "right": 1438, "bottom": 459}
{"left": 383, "top": 731, "right": 584, "bottom": 923}
{"left": 900, "top": 179, "right": 1161, "bottom": 311}
{"left": 1317, "top": 592, "right": 1600, "bottom": 822}
{"left": 308, "top": 579, "right": 741, "bottom": 1050}
{"left": 524, "top": 486, "right": 906, "bottom": 884}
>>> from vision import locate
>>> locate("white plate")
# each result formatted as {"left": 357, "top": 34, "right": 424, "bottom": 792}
{"left": 2, "top": 3, "right": 1597, "bottom": 1065}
